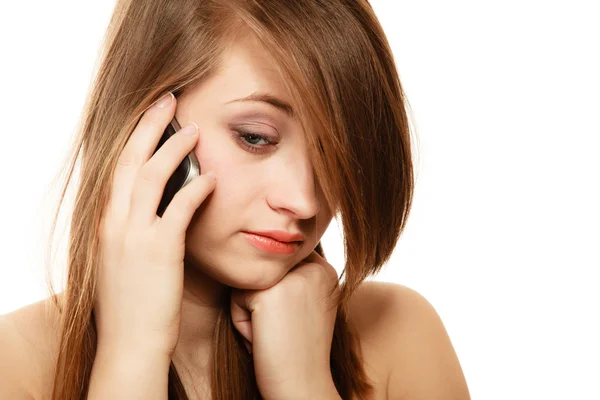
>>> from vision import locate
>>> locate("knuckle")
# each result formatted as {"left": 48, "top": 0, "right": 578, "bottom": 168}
{"left": 310, "top": 259, "right": 336, "bottom": 280}
{"left": 324, "top": 263, "right": 338, "bottom": 281}
{"left": 142, "top": 106, "right": 162, "bottom": 121}
{"left": 117, "top": 150, "right": 143, "bottom": 167}
{"left": 142, "top": 109, "right": 166, "bottom": 130}
{"left": 298, "top": 261, "right": 337, "bottom": 286}
{"left": 137, "top": 164, "right": 159, "bottom": 184}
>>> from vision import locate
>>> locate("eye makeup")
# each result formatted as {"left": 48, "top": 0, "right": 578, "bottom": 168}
{"left": 224, "top": 107, "right": 287, "bottom": 154}
{"left": 230, "top": 128, "right": 278, "bottom": 154}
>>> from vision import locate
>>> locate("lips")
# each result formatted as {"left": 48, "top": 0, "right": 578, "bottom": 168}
{"left": 242, "top": 232, "right": 301, "bottom": 255}
{"left": 243, "top": 230, "right": 305, "bottom": 243}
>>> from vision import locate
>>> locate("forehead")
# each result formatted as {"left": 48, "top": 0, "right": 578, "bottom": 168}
{"left": 206, "top": 36, "right": 295, "bottom": 116}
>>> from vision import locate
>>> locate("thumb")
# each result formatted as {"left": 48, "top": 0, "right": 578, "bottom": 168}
{"left": 230, "top": 289, "right": 253, "bottom": 343}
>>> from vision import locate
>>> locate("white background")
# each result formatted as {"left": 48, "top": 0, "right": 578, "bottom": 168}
{"left": 1, "top": 1, "right": 598, "bottom": 399}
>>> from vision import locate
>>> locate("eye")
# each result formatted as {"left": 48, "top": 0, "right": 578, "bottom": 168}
{"left": 232, "top": 130, "right": 277, "bottom": 154}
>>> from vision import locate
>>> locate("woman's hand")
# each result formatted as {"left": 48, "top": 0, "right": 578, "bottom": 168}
{"left": 230, "top": 250, "right": 342, "bottom": 400}
{"left": 94, "top": 92, "right": 216, "bottom": 357}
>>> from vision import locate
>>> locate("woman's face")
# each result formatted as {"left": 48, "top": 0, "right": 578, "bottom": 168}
{"left": 174, "top": 36, "right": 334, "bottom": 290}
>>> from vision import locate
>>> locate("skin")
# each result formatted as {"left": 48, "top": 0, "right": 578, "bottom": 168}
{"left": 0, "top": 33, "right": 471, "bottom": 400}
{"left": 169, "top": 33, "right": 335, "bottom": 387}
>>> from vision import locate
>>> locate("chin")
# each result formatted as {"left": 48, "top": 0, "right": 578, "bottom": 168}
{"left": 199, "top": 256, "right": 292, "bottom": 291}
{"left": 218, "top": 270, "right": 287, "bottom": 291}
{"left": 185, "top": 234, "right": 310, "bottom": 290}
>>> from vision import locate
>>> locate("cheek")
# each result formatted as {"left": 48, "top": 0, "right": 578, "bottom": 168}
{"left": 193, "top": 136, "right": 223, "bottom": 174}
{"left": 193, "top": 133, "right": 253, "bottom": 182}
{"left": 191, "top": 140, "right": 258, "bottom": 214}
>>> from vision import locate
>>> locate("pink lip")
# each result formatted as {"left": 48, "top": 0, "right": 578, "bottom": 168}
{"left": 244, "top": 229, "right": 305, "bottom": 243}
{"left": 242, "top": 232, "right": 301, "bottom": 254}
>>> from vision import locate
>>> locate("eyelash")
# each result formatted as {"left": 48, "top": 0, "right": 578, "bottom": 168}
{"left": 233, "top": 130, "right": 277, "bottom": 154}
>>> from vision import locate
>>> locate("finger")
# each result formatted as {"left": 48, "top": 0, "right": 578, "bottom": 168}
{"left": 129, "top": 122, "right": 200, "bottom": 229}
{"left": 291, "top": 256, "right": 339, "bottom": 300}
{"left": 111, "top": 92, "right": 176, "bottom": 220}
{"left": 230, "top": 290, "right": 253, "bottom": 344}
{"left": 158, "top": 172, "right": 217, "bottom": 238}
{"left": 304, "top": 250, "right": 338, "bottom": 281}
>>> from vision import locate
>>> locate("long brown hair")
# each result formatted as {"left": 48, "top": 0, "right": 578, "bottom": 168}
{"left": 44, "top": 0, "right": 415, "bottom": 398}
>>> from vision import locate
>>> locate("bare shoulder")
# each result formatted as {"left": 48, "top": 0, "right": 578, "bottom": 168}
{"left": 347, "top": 281, "right": 471, "bottom": 400}
{"left": 0, "top": 296, "right": 62, "bottom": 400}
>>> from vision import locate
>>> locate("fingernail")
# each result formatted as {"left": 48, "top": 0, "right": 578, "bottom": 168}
{"left": 179, "top": 122, "right": 198, "bottom": 135}
{"left": 155, "top": 92, "right": 174, "bottom": 108}
{"left": 205, "top": 171, "right": 216, "bottom": 179}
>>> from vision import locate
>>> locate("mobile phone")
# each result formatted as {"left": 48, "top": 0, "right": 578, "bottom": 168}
{"left": 153, "top": 116, "right": 201, "bottom": 217}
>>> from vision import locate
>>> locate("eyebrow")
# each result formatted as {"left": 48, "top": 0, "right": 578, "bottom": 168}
{"left": 225, "top": 91, "right": 295, "bottom": 120}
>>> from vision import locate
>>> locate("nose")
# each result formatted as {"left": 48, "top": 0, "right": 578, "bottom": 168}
{"left": 266, "top": 157, "right": 321, "bottom": 219}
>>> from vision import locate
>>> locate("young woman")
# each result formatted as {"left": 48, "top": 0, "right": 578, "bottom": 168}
{"left": 0, "top": 0, "right": 470, "bottom": 399}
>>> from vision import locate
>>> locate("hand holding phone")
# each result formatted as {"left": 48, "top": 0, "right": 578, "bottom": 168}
{"left": 153, "top": 115, "right": 201, "bottom": 217}
{"left": 93, "top": 92, "right": 214, "bottom": 361}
